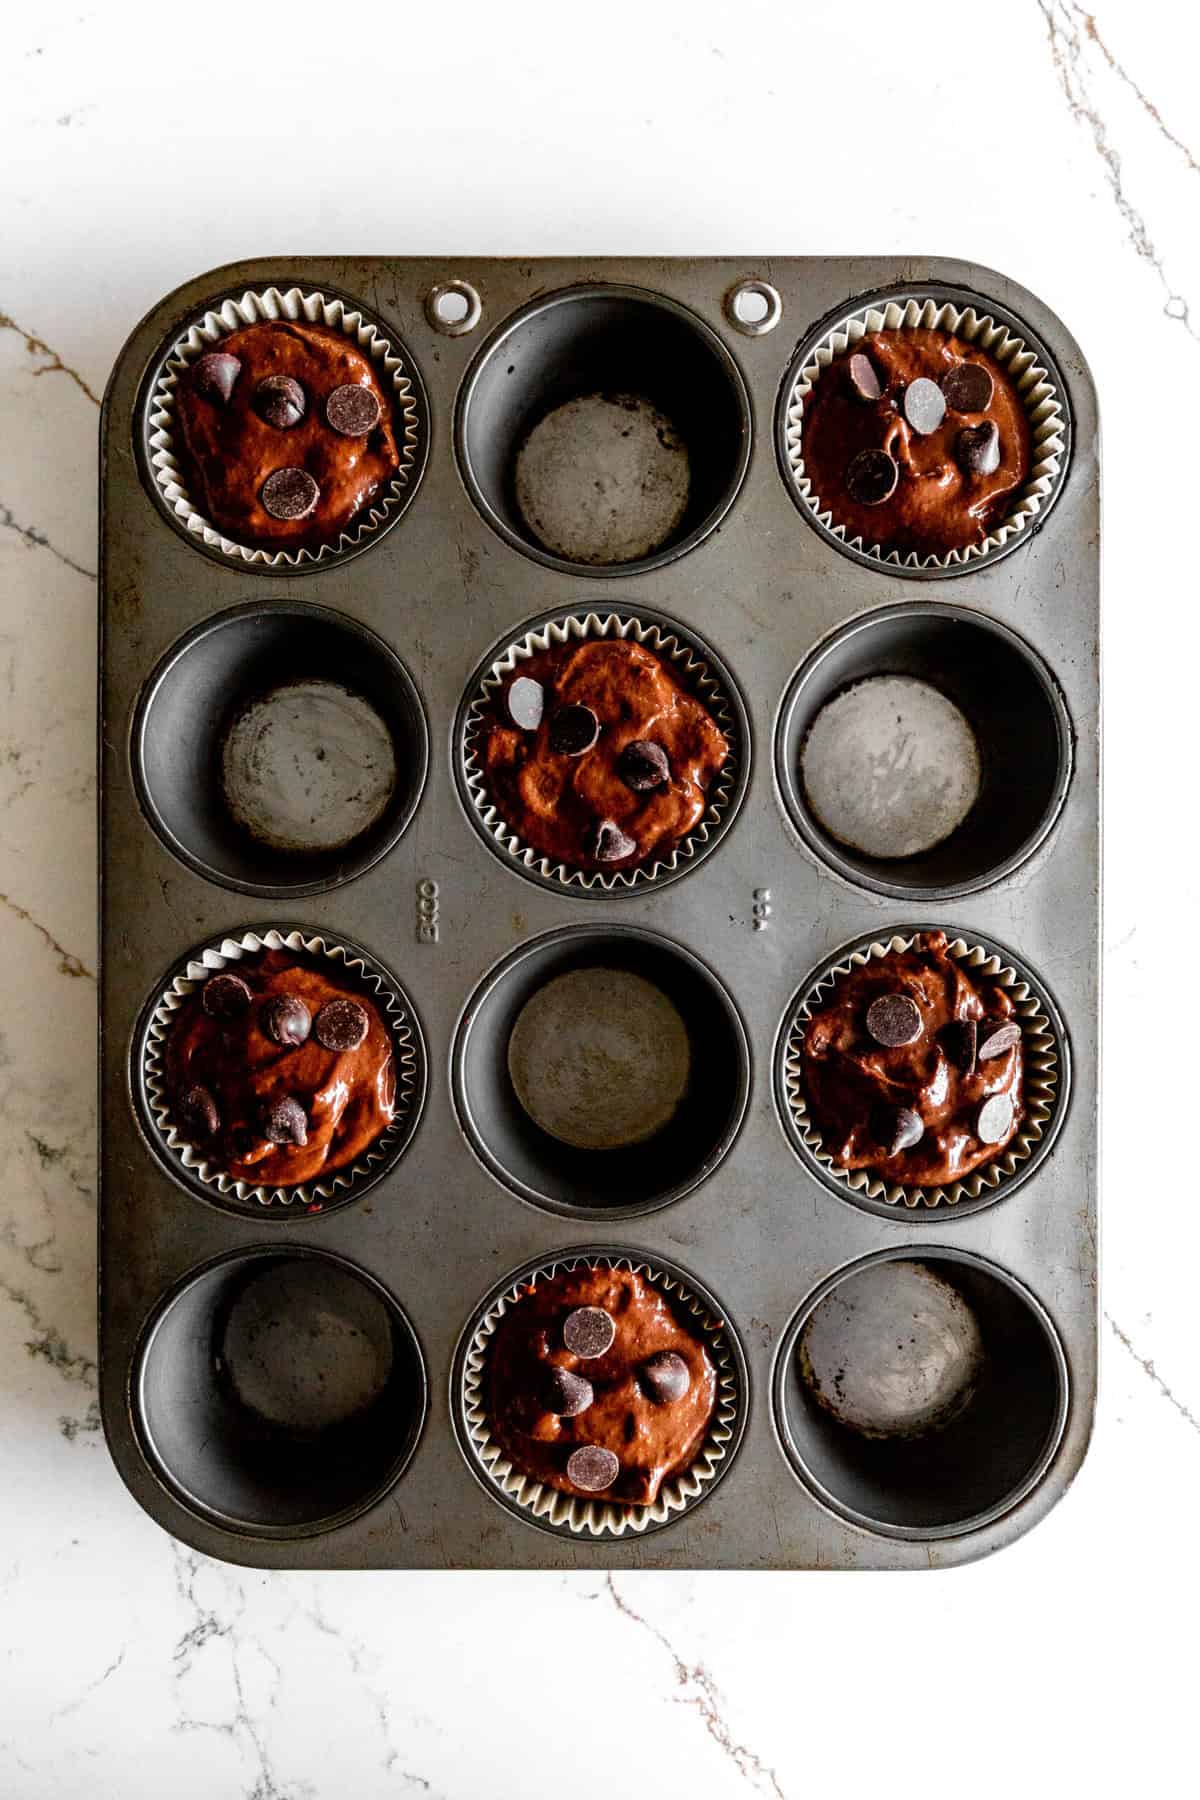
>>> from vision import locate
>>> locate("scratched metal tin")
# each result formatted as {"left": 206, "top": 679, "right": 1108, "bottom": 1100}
{"left": 98, "top": 257, "right": 1099, "bottom": 1571}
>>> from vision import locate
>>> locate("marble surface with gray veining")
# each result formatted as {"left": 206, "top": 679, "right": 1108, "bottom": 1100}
{"left": 1, "top": 2, "right": 1197, "bottom": 1793}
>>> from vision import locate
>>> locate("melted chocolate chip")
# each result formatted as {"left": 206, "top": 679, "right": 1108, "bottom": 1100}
{"left": 638, "top": 1350, "right": 690, "bottom": 1405}
{"left": 882, "top": 1105, "right": 924, "bottom": 1156}
{"left": 179, "top": 1083, "right": 219, "bottom": 1138}
{"left": 903, "top": 377, "right": 947, "bottom": 435}
{"left": 543, "top": 1366, "right": 594, "bottom": 1418}
{"left": 977, "top": 1092, "right": 1015, "bottom": 1144}
{"left": 192, "top": 352, "right": 242, "bottom": 405}
{"left": 956, "top": 421, "right": 1001, "bottom": 477}
{"left": 261, "top": 467, "right": 320, "bottom": 521}
{"left": 548, "top": 704, "right": 600, "bottom": 756}
{"left": 313, "top": 998, "right": 369, "bottom": 1052}
{"left": 845, "top": 447, "right": 898, "bottom": 505}
{"left": 978, "top": 1020, "right": 1021, "bottom": 1061}
{"left": 326, "top": 384, "right": 382, "bottom": 437}
{"left": 260, "top": 1094, "right": 308, "bottom": 1147}
{"left": 566, "top": 1445, "right": 620, "bottom": 1492}
{"left": 562, "top": 1306, "right": 616, "bottom": 1359}
{"left": 507, "top": 675, "right": 545, "bottom": 731}
{"left": 941, "top": 362, "right": 994, "bottom": 413}
{"left": 617, "top": 739, "right": 670, "bottom": 792}
{"left": 954, "top": 1018, "right": 978, "bottom": 1077}
{"left": 866, "top": 992, "right": 922, "bottom": 1047}
{"left": 585, "top": 819, "right": 637, "bottom": 863}
{"left": 253, "top": 374, "right": 306, "bottom": 430}
{"left": 261, "top": 993, "right": 312, "bottom": 1048}
{"left": 847, "top": 351, "right": 881, "bottom": 401}
{"left": 202, "top": 972, "right": 253, "bottom": 1019}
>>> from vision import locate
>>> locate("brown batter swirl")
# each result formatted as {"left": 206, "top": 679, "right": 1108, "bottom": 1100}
{"left": 801, "top": 329, "right": 1031, "bottom": 557}
{"left": 174, "top": 322, "right": 401, "bottom": 550}
{"left": 165, "top": 950, "right": 395, "bottom": 1186}
{"left": 799, "top": 930, "right": 1024, "bottom": 1187}
{"left": 486, "top": 1266, "right": 717, "bottom": 1505}
{"left": 480, "top": 638, "right": 729, "bottom": 872}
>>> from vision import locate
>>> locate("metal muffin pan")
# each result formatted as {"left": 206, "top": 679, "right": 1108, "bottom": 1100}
{"left": 99, "top": 256, "right": 1099, "bottom": 1570}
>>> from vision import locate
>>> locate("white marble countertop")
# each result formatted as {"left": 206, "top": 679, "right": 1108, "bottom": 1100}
{"left": 1, "top": 0, "right": 1196, "bottom": 1793}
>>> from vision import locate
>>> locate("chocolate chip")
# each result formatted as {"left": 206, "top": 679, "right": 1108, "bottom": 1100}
{"left": 261, "top": 993, "right": 312, "bottom": 1048}
{"left": 941, "top": 362, "right": 994, "bottom": 413}
{"left": 903, "top": 377, "right": 947, "bottom": 435}
{"left": 326, "top": 383, "right": 382, "bottom": 437}
{"left": 543, "top": 1366, "right": 594, "bottom": 1418}
{"left": 882, "top": 1106, "right": 924, "bottom": 1156}
{"left": 202, "top": 972, "right": 253, "bottom": 1019}
{"left": 313, "top": 998, "right": 369, "bottom": 1052}
{"left": 617, "top": 739, "right": 670, "bottom": 792}
{"left": 638, "top": 1350, "right": 690, "bottom": 1404}
{"left": 548, "top": 704, "right": 599, "bottom": 756}
{"left": 507, "top": 675, "right": 544, "bottom": 731}
{"left": 845, "top": 448, "right": 898, "bottom": 506}
{"left": 585, "top": 819, "right": 637, "bottom": 863}
{"left": 977, "top": 1093, "right": 1015, "bottom": 1145}
{"left": 562, "top": 1306, "right": 616, "bottom": 1359}
{"left": 253, "top": 374, "right": 306, "bottom": 430}
{"left": 847, "top": 351, "right": 881, "bottom": 401}
{"left": 566, "top": 1445, "right": 620, "bottom": 1492}
{"left": 178, "top": 1083, "right": 219, "bottom": 1138}
{"left": 192, "top": 352, "right": 242, "bottom": 404}
{"left": 953, "top": 1018, "right": 978, "bottom": 1077}
{"left": 866, "top": 992, "right": 922, "bottom": 1047}
{"left": 956, "top": 421, "right": 1001, "bottom": 477}
{"left": 261, "top": 467, "right": 320, "bottom": 521}
{"left": 978, "top": 1020, "right": 1021, "bottom": 1061}
{"left": 260, "top": 1094, "right": 308, "bottom": 1147}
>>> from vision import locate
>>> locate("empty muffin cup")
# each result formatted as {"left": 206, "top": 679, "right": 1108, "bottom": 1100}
{"left": 772, "top": 1249, "right": 1069, "bottom": 1538}
{"left": 133, "top": 601, "right": 428, "bottom": 897}
{"left": 133, "top": 1246, "right": 426, "bottom": 1537}
{"left": 775, "top": 603, "right": 1073, "bottom": 899}
{"left": 452, "top": 925, "right": 749, "bottom": 1218}
{"left": 455, "top": 284, "right": 751, "bottom": 575}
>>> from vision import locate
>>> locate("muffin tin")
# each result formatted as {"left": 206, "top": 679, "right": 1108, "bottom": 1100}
{"left": 99, "top": 256, "right": 1099, "bottom": 1569}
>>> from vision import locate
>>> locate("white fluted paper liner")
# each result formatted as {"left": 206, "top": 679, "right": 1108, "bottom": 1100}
{"left": 460, "top": 1251, "right": 744, "bottom": 1536}
{"left": 141, "top": 927, "right": 422, "bottom": 1209}
{"left": 782, "top": 933, "right": 1062, "bottom": 1210}
{"left": 783, "top": 295, "right": 1067, "bottom": 572}
{"left": 146, "top": 286, "right": 422, "bottom": 567}
{"left": 461, "top": 612, "right": 744, "bottom": 892}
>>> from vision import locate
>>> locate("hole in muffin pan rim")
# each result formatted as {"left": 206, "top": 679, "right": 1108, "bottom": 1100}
{"left": 448, "top": 922, "right": 753, "bottom": 1220}
{"left": 129, "top": 1242, "right": 430, "bottom": 1542}
{"left": 770, "top": 921, "right": 1074, "bottom": 1223}
{"left": 771, "top": 598, "right": 1077, "bottom": 903}
{"left": 769, "top": 1245, "right": 1071, "bottom": 1542}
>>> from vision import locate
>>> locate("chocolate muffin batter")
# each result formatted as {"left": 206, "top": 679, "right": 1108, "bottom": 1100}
{"left": 798, "top": 930, "right": 1024, "bottom": 1186}
{"left": 479, "top": 638, "right": 728, "bottom": 872}
{"left": 165, "top": 949, "right": 395, "bottom": 1186}
{"left": 800, "top": 330, "right": 1031, "bottom": 557}
{"left": 486, "top": 1265, "right": 717, "bottom": 1505}
{"left": 174, "top": 322, "right": 401, "bottom": 550}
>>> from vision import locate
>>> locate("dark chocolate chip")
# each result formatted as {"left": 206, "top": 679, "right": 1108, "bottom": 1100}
{"left": 562, "top": 1306, "right": 616, "bottom": 1359}
{"left": 956, "top": 421, "right": 1001, "bottom": 477}
{"left": 192, "top": 352, "right": 242, "bottom": 405}
{"left": 954, "top": 1018, "right": 978, "bottom": 1076}
{"left": 903, "top": 377, "right": 947, "bottom": 435}
{"left": 866, "top": 992, "right": 922, "bottom": 1047}
{"left": 585, "top": 819, "right": 638, "bottom": 863}
{"left": 977, "top": 1092, "right": 1015, "bottom": 1145}
{"left": 941, "top": 362, "right": 994, "bottom": 413}
{"left": 507, "top": 675, "right": 545, "bottom": 731}
{"left": 260, "top": 1094, "right": 308, "bottom": 1147}
{"left": 178, "top": 1083, "right": 219, "bottom": 1138}
{"left": 847, "top": 351, "right": 882, "bottom": 402}
{"left": 326, "top": 383, "right": 382, "bottom": 437}
{"left": 978, "top": 1020, "right": 1021, "bottom": 1061}
{"left": 617, "top": 739, "right": 670, "bottom": 792}
{"left": 548, "top": 704, "right": 600, "bottom": 756}
{"left": 882, "top": 1105, "right": 924, "bottom": 1157}
{"left": 543, "top": 1366, "right": 594, "bottom": 1418}
{"left": 313, "top": 998, "right": 369, "bottom": 1052}
{"left": 202, "top": 972, "right": 253, "bottom": 1019}
{"left": 845, "top": 447, "right": 898, "bottom": 506}
{"left": 566, "top": 1445, "right": 620, "bottom": 1492}
{"left": 261, "top": 993, "right": 312, "bottom": 1048}
{"left": 261, "top": 467, "right": 320, "bottom": 521}
{"left": 638, "top": 1350, "right": 691, "bottom": 1405}
{"left": 253, "top": 374, "right": 306, "bottom": 430}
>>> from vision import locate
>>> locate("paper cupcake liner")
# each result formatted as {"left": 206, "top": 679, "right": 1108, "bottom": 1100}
{"left": 460, "top": 611, "right": 746, "bottom": 893}
{"left": 780, "top": 931, "right": 1065, "bottom": 1211}
{"left": 139, "top": 926, "right": 425, "bottom": 1212}
{"left": 457, "top": 1249, "right": 746, "bottom": 1537}
{"left": 145, "top": 285, "right": 423, "bottom": 568}
{"left": 782, "top": 292, "right": 1068, "bottom": 573}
